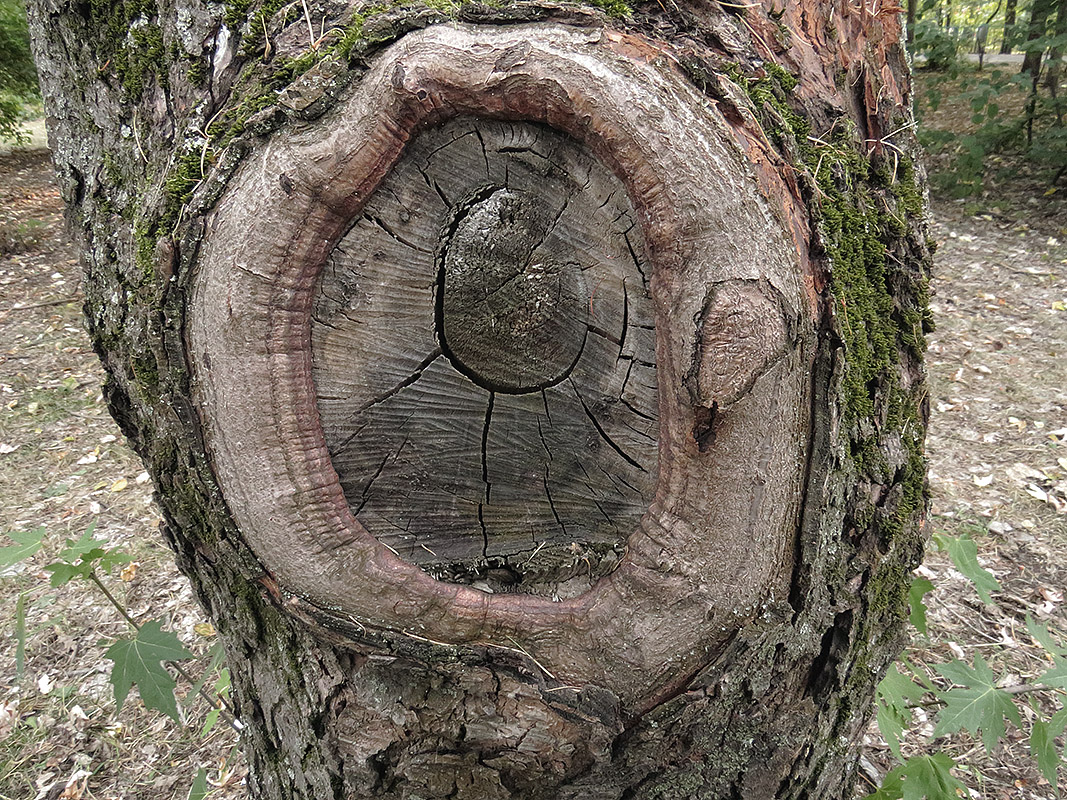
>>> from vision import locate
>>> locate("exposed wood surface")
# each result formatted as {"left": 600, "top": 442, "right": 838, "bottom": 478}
{"left": 312, "top": 117, "right": 656, "bottom": 593}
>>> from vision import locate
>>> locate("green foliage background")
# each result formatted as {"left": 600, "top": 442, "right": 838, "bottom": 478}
{"left": 0, "top": 0, "right": 38, "bottom": 142}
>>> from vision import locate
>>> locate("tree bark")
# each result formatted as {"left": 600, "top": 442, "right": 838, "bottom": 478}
{"left": 1022, "top": 0, "right": 1056, "bottom": 77}
{"left": 26, "top": 0, "right": 932, "bottom": 797}
{"left": 1001, "top": 0, "right": 1019, "bottom": 53}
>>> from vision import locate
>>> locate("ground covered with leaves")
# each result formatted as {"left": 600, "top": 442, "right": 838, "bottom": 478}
{"left": 0, "top": 70, "right": 1065, "bottom": 798}
{"left": 0, "top": 148, "right": 243, "bottom": 800}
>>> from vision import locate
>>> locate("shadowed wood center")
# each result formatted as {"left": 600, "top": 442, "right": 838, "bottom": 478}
{"left": 439, "top": 188, "right": 588, "bottom": 393}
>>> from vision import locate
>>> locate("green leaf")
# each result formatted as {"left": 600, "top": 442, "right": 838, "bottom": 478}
{"left": 45, "top": 561, "right": 91, "bottom": 587}
{"left": 877, "top": 663, "right": 927, "bottom": 761}
{"left": 184, "top": 643, "right": 226, "bottom": 709}
{"left": 909, "top": 577, "right": 935, "bottom": 635}
{"left": 106, "top": 620, "right": 194, "bottom": 722}
{"left": 188, "top": 768, "right": 209, "bottom": 800}
{"left": 1026, "top": 615, "right": 1067, "bottom": 657}
{"left": 868, "top": 753, "right": 967, "bottom": 800}
{"left": 200, "top": 708, "right": 221, "bottom": 737}
{"left": 0, "top": 526, "right": 45, "bottom": 570}
{"left": 933, "top": 532, "right": 1000, "bottom": 603}
{"left": 55, "top": 523, "right": 104, "bottom": 563}
{"left": 1029, "top": 707, "right": 1067, "bottom": 786}
{"left": 1036, "top": 656, "right": 1067, "bottom": 689}
{"left": 213, "top": 667, "right": 230, "bottom": 696}
{"left": 46, "top": 523, "right": 130, "bottom": 585}
{"left": 933, "top": 655, "right": 1021, "bottom": 753}
{"left": 14, "top": 591, "right": 28, "bottom": 682}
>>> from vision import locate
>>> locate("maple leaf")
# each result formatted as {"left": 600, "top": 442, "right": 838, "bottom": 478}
{"left": 870, "top": 753, "right": 967, "bottom": 800}
{"left": 47, "top": 524, "right": 131, "bottom": 586}
{"left": 106, "top": 620, "right": 193, "bottom": 722}
{"left": 1027, "top": 615, "right": 1067, "bottom": 657}
{"left": 0, "top": 527, "right": 44, "bottom": 570}
{"left": 876, "top": 662, "right": 928, "bottom": 761}
{"left": 908, "top": 576, "right": 935, "bottom": 635}
{"left": 1029, "top": 706, "right": 1067, "bottom": 786}
{"left": 933, "top": 532, "right": 1000, "bottom": 603}
{"left": 933, "top": 655, "right": 1021, "bottom": 753}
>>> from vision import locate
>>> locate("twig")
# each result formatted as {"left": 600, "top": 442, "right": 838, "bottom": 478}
{"left": 8, "top": 296, "right": 80, "bottom": 311}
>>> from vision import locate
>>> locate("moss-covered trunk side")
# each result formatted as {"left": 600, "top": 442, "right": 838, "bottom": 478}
{"left": 26, "top": 0, "right": 932, "bottom": 796}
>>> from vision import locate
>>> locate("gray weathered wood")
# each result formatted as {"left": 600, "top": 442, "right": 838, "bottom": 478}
{"left": 188, "top": 23, "right": 812, "bottom": 705}
{"left": 313, "top": 116, "right": 655, "bottom": 592}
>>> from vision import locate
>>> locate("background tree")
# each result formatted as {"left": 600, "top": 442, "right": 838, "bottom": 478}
{"left": 1001, "top": 0, "right": 1020, "bottom": 51}
{"left": 25, "top": 0, "right": 932, "bottom": 797}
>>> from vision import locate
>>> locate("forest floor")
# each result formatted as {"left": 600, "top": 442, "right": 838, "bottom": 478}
{"left": 0, "top": 70, "right": 1066, "bottom": 799}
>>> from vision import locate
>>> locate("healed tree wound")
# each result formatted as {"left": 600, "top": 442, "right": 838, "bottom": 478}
{"left": 190, "top": 24, "right": 814, "bottom": 704}
{"left": 313, "top": 118, "right": 656, "bottom": 595}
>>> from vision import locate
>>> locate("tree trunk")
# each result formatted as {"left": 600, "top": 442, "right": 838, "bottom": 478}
{"left": 1044, "top": 0, "right": 1067, "bottom": 125}
{"left": 25, "top": 0, "right": 931, "bottom": 797}
{"left": 1022, "top": 0, "right": 1056, "bottom": 76}
{"left": 1023, "top": 0, "right": 1056, "bottom": 142}
{"left": 1001, "top": 0, "right": 1019, "bottom": 53}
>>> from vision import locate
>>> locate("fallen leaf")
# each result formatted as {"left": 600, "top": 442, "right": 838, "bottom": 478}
{"left": 194, "top": 622, "right": 216, "bottom": 637}
{"left": 120, "top": 562, "right": 138, "bottom": 582}
{"left": 57, "top": 768, "right": 90, "bottom": 799}
{"left": 1007, "top": 463, "right": 1045, "bottom": 483}
{"left": 1040, "top": 587, "right": 1064, "bottom": 603}
{"left": 1026, "top": 483, "right": 1049, "bottom": 502}
{"left": 0, "top": 699, "right": 17, "bottom": 739}
{"left": 110, "top": 478, "right": 128, "bottom": 492}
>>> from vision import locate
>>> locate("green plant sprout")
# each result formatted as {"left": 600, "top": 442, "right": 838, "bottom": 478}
{"left": 868, "top": 531, "right": 1067, "bottom": 798}
{"left": 1, "top": 523, "right": 240, "bottom": 799}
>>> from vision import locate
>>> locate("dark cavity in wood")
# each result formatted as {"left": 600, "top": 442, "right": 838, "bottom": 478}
{"left": 311, "top": 117, "right": 658, "bottom": 598}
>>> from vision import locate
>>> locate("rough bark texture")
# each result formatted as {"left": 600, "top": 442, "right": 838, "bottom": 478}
{"left": 26, "top": 0, "right": 932, "bottom": 797}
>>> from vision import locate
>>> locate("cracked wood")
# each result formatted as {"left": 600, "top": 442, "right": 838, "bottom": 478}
{"left": 312, "top": 117, "right": 656, "bottom": 594}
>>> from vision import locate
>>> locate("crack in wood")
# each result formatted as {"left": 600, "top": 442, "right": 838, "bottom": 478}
{"left": 355, "top": 350, "right": 442, "bottom": 414}
{"left": 311, "top": 117, "right": 657, "bottom": 587}
{"left": 366, "top": 213, "right": 432, "bottom": 254}
{"left": 569, "top": 378, "right": 646, "bottom": 473}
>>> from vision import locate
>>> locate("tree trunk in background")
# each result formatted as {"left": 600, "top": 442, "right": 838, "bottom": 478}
{"left": 26, "top": 0, "right": 931, "bottom": 797}
{"left": 1022, "top": 0, "right": 1056, "bottom": 76}
{"left": 1044, "top": 0, "right": 1067, "bottom": 124}
{"left": 1023, "top": 0, "right": 1056, "bottom": 142}
{"left": 1001, "top": 0, "right": 1019, "bottom": 53}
